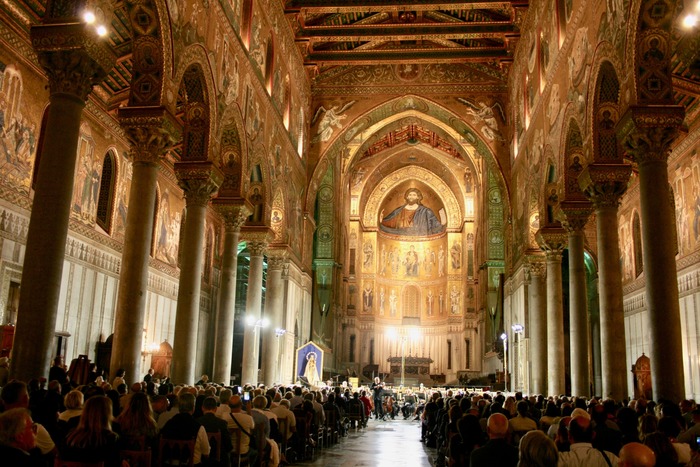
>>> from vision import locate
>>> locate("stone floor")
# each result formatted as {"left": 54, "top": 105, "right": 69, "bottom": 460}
{"left": 295, "top": 417, "right": 437, "bottom": 467}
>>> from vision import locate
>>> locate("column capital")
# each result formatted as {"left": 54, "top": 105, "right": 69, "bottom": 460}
{"left": 243, "top": 228, "right": 273, "bottom": 257}
{"left": 119, "top": 107, "right": 181, "bottom": 164}
{"left": 536, "top": 225, "right": 567, "bottom": 260}
{"left": 617, "top": 105, "right": 685, "bottom": 165}
{"left": 579, "top": 163, "right": 632, "bottom": 208}
{"left": 525, "top": 256, "right": 547, "bottom": 279}
{"left": 175, "top": 161, "right": 224, "bottom": 208}
{"left": 266, "top": 249, "right": 289, "bottom": 271}
{"left": 558, "top": 200, "right": 593, "bottom": 233}
{"left": 213, "top": 202, "right": 252, "bottom": 232}
{"left": 30, "top": 22, "right": 115, "bottom": 101}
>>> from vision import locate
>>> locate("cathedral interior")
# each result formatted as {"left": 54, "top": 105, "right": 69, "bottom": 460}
{"left": 0, "top": 0, "right": 699, "bottom": 402}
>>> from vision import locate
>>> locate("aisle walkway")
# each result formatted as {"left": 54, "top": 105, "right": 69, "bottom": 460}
{"left": 296, "top": 417, "right": 436, "bottom": 467}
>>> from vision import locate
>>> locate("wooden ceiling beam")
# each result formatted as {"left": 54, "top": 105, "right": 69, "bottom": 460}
{"left": 298, "top": 22, "right": 517, "bottom": 41}
{"left": 306, "top": 47, "right": 510, "bottom": 64}
{"left": 285, "top": 0, "right": 528, "bottom": 13}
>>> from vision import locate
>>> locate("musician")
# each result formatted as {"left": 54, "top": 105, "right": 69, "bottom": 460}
{"left": 371, "top": 377, "right": 384, "bottom": 420}
{"left": 402, "top": 389, "right": 416, "bottom": 419}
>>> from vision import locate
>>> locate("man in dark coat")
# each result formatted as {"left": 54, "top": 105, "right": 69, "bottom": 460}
{"left": 197, "top": 397, "right": 232, "bottom": 467}
{"left": 469, "top": 412, "right": 518, "bottom": 467}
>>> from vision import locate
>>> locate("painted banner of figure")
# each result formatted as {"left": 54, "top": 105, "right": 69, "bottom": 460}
{"left": 380, "top": 188, "right": 445, "bottom": 236}
{"left": 296, "top": 341, "right": 324, "bottom": 387}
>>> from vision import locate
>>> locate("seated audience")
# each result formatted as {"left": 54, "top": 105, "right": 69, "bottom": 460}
{"left": 0, "top": 408, "right": 43, "bottom": 466}
{"left": 60, "top": 395, "right": 120, "bottom": 467}
{"left": 161, "top": 392, "right": 211, "bottom": 466}
{"left": 113, "top": 391, "right": 159, "bottom": 450}
{"left": 469, "top": 413, "right": 518, "bottom": 467}
{"left": 558, "top": 415, "right": 619, "bottom": 467}
{"left": 618, "top": 442, "right": 657, "bottom": 467}
{"left": 517, "top": 430, "right": 558, "bottom": 467}
{"left": 197, "top": 396, "right": 232, "bottom": 467}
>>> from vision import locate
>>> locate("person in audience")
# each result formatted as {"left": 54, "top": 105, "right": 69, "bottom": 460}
{"left": 1, "top": 380, "right": 56, "bottom": 458}
{"left": 657, "top": 415, "right": 691, "bottom": 464}
{"left": 0, "top": 407, "right": 44, "bottom": 466}
{"left": 638, "top": 413, "right": 658, "bottom": 441}
{"left": 197, "top": 396, "right": 232, "bottom": 467}
{"left": 227, "top": 395, "right": 255, "bottom": 461}
{"left": 539, "top": 402, "right": 560, "bottom": 433}
{"left": 618, "top": 442, "right": 656, "bottom": 467}
{"left": 642, "top": 432, "right": 679, "bottom": 467}
{"left": 56, "top": 389, "right": 84, "bottom": 443}
{"left": 448, "top": 413, "right": 482, "bottom": 466}
{"left": 510, "top": 400, "right": 538, "bottom": 435}
{"left": 271, "top": 398, "right": 296, "bottom": 442}
{"left": 469, "top": 413, "right": 518, "bottom": 467}
{"left": 216, "top": 388, "right": 233, "bottom": 419}
{"left": 60, "top": 395, "right": 120, "bottom": 466}
{"left": 113, "top": 391, "right": 158, "bottom": 450}
{"left": 517, "top": 429, "right": 558, "bottom": 467}
{"left": 678, "top": 408, "right": 700, "bottom": 450}
{"left": 558, "top": 415, "right": 618, "bottom": 466}
{"left": 161, "top": 392, "right": 211, "bottom": 465}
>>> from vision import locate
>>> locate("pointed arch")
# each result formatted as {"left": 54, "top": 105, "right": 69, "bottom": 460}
{"left": 306, "top": 95, "right": 508, "bottom": 219}
{"left": 217, "top": 104, "right": 248, "bottom": 198}
{"left": 174, "top": 45, "right": 219, "bottom": 162}
{"left": 125, "top": 0, "right": 174, "bottom": 108}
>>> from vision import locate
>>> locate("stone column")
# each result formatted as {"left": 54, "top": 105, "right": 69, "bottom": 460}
{"left": 241, "top": 234, "right": 268, "bottom": 385}
{"left": 211, "top": 204, "right": 250, "bottom": 384}
{"left": 536, "top": 227, "right": 567, "bottom": 396}
{"left": 618, "top": 106, "right": 686, "bottom": 401}
{"left": 110, "top": 108, "right": 179, "bottom": 385}
{"left": 171, "top": 162, "right": 223, "bottom": 385}
{"left": 262, "top": 251, "right": 288, "bottom": 386}
{"left": 11, "top": 19, "right": 114, "bottom": 381}
{"left": 560, "top": 203, "right": 593, "bottom": 397}
{"left": 527, "top": 257, "right": 547, "bottom": 395}
{"left": 580, "top": 163, "right": 631, "bottom": 400}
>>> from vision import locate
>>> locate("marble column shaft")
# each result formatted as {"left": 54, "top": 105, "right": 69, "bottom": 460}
{"left": 11, "top": 32, "right": 113, "bottom": 381}
{"left": 111, "top": 109, "right": 178, "bottom": 385}
{"left": 241, "top": 240, "right": 267, "bottom": 385}
{"left": 211, "top": 206, "right": 248, "bottom": 384}
{"left": 545, "top": 251, "right": 565, "bottom": 395}
{"left": 595, "top": 204, "right": 627, "bottom": 400}
{"left": 527, "top": 260, "right": 547, "bottom": 395}
{"left": 171, "top": 163, "right": 223, "bottom": 385}
{"left": 262, "top": 253, "right": 287, "bottom": 386}
{"left": 568, "top": 228, "right": 590, "bottom": 397}
{"left": 618, "top": 106, "right": 686, "bottom": 401}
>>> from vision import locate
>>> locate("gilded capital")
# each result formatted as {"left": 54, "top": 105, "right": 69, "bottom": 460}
{"left": 214, "top": 204, "right": 251, "bottom": 232}
{"left": 535, "top": 225, "right": 568, "bottom": 257}
{"left": 579, "top": 163, "right": 632, "bottom": 209}
{"left": 266, "top": 250, "right": 289, "bottom": 271}
{"left": 243, "top": 228, "right": 272, "bottom": 257}
{"left": 31, "top": 22, "right": 116, "bottom": 101}
{"left": 175, "top": 161, "right": 224, "bottom": 208}
{"left": 617, "top": 105, "right": 685, "bottom": 165}
{"left": 558, "top": 200, "right": 593, "bottom": 233}
{"left": 247, "top": 240, "right": 268, "bottom": 257}
{"left": 119, "top": 107, "right": 181, "bottom": 164}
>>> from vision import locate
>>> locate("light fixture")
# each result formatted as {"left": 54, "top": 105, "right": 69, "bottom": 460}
{"left": 275, "top": 328, "right": 287, "bottom": 337}
{"left": 682, "top": 0, "right": 700, "bottom": 29}
{"left": 500, "top": 332, "right": 507, "bottom": 341}
{"left": 83, "top": 11, "right": 96, "bottom": 24}
{"left": 512, "top": 324, "right": 524, "bottom": 334}
{"left": 246, "top": 316, "right": 269, "bottom": 328}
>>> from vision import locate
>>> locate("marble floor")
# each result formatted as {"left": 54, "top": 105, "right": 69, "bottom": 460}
{"left": 295, "top": 417, "right": 437, "bottom": 467}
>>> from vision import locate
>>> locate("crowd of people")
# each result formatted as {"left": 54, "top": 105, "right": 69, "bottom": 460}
{"left": 417, "top": 389, "right": 700, "bottom": 467}
{"left": 1, "top": 360, "right": 700, "bottom": 467}
{"left": 0, "top": 361, "right": 393, "bottom": 466}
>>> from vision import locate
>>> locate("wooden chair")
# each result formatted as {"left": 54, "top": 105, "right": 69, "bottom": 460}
{"left": 229, "top": 426, "right": 250, "bottom": 467}
{"left": 347, "top": 403, "right": 365, "bottom": 430}
{"left": 54, "top": 459, "right": 104, "bottom": 467}
{"left": 324, "top": 409, "right": 339, "bottom": 445}
{"left": 277, "top": 416, "right": 288, "bottom": 455}
{"left": 119, "top": 449, "right": 152, "bottom": 467}
{"left": 207, "top": 431, "right": 222, "bottom": 464}
{"left": 159, "top": 438, "right": 196, "bottom": 467}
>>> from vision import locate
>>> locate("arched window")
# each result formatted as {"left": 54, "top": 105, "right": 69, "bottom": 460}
{"left": 96, "top": 151, "right": 116, "bottom": 232}
{"left": 633, "top": 211, "right": 644, "bottom": 277}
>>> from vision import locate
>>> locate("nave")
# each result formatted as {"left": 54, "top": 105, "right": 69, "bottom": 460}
{"left": 297, "top": 418, "right": 434, "bottom": 467}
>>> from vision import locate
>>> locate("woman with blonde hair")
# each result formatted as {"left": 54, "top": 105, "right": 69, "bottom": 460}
{"left": 55, "top": 390, "right": 84, "bottom": 443}
{"left": 518, "top": 430, "right": 558, "bottom": 467}
{"left": 60, "top": 395, "right": 119, "bottom": 466}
